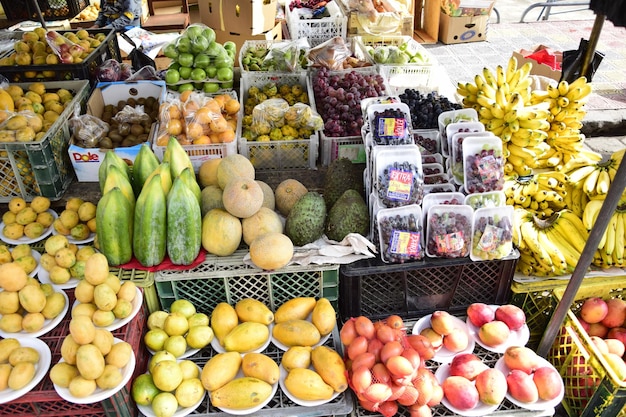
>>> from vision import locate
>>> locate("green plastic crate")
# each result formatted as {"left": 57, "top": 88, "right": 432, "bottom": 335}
{"left": 548, "top": 277, "right": 626, "bottom": 417}
{"left": 154, "top": 250, "right": 339, "bottom": 315}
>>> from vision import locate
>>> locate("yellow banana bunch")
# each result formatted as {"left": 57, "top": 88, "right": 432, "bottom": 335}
{"left": 504, "top": 171, "right": 567, "bottom": 218}
{"left": 581, "top": 194, "right": 626, "bottom": 268}
{"left": 529, "top": 77, "right": 592, "bottom": 166}
{"left": 562, "top": 150, "right": 621, "bottom": 200}
{"left": 513, "top": 208, "right": 587, "bottom": 276}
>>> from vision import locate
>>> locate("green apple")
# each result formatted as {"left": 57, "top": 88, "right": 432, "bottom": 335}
{"left": 168, "top": 62, "right": 180, "bottom": 71}
{"left": 177, "top": 52, "right": 194, "bottom": 68}
{"left": 162, "top": 43, "right": 178, "bottom": 59}
{"left": 206, "top": 66, "right": 217, "bottom": 78}
{"left": 194, "top": 82, "right": 204, "bottom": 90}
{"left": 176, "top": 36, "right": 191, "bottom": 53}
{"left": 165, "top": 68, "right": 180, "bottom": 85}
{"left": 203, "top": 82, "right": 220, "bottom": 93}
{"left": 221, "top": 81, "right": 234, "bottom": 89}
{"left": 185, "top": 24, "right": 203, "bottom": 40}
{"left": 202, "top": 28, "right": 216, "bottom": 44}
{"left": 190, "top": 68, "right": 207, "bottom": 81}
{"left": 194, "top": 53, "right": 210, "bottom": 69}
{"left": 178, "top": 83, "right": 195, "bottom": 93}
{"left": 179, "top": 66, "right": 193, "bottom": 79}
{"left": 206, "top": 41, "right": 224, "bottom": 58}
{"left": 216, "top": 67, "right": 233, "bottom": 82}
{"left": 226, "top": 49, "right": 236, "bottom": 60}
{"left": 214, "top": 53, "right": 233, "bottom": 69}
{"left": 223, "top": 41, "right": 236, "bottom": 52}
{"left": 191, "top": 36, "right": 209, "bottom": 54}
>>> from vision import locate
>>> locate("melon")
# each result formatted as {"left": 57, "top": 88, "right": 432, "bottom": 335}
{"left": 198, "top": 158, "right": 222, "bottom": 188}
{"left": 222, "top": 178, "right": 264, "bottom": 219}
{"left": 256, "top": 180, "right": 275, "bottom": 210}
{"left": 201, "top": 209, "right": 242, "bottom": 256}
{"left": 216, "top": 154, "right": 255, "bottom": 189}
{"left": 275, "top": 179, "right": 308, "bottom": 217}
{"left": 249, "top": 233, "right": 293, "bottom": 270}
{"left": 242, "top": 207, "right": 284, "bottom": 246}
{"left": 200, "top": 185, "right": 224, "bottom": 217}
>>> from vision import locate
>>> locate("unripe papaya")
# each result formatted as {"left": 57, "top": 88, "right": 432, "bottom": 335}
{"left": 200, "top": 351, "right": 241, "bottom": 391}
{"left": 133, "top": 174, "right": 166, "bottom": 267}
{"left": 98, "top": 150, "right": 130, "bottom": 193}
{"left": 132, "top": 143, "right": 159, "bottom": 196}
{"left": 210, "top": 377, "right": 273, "bottom": 410}
{"left": 96, "top": 187, "right": 133, "bottom": 266}
{"left": 166, "top": 177, "right": 202, "bottom": 265}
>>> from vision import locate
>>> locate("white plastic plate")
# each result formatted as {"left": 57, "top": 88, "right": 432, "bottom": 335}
{"left": 0, "top": 289, "right": 68, "bottom": 339}
{"left": 0, "top": 337, "right": 52, "bottom": 404}
{"left": 412, "top": 314, "right": 475, "bottom": 364}
{"left": 0, "top": 209, "right": 57, "bottom": 245}
{"left": 465, "top": 305, "right": 531, "bottom": 353}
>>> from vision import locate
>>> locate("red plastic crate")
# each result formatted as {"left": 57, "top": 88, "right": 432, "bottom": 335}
{"left": 0, "top": 289, "right": 148, "bottom": 417}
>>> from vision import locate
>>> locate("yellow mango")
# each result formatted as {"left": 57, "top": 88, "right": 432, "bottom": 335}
{"left": 284, "top": 368, "right": 333, "bottom": 401}
{"left": 200, "top": 351, "right": 241, "bottom": 391}
{"left": 272, "top": 319, "right": 321, "bottom": 347}
{"left": 274, "top": 297, "right": 316, "bottom": 323}
{"left": 234, "top": 298, "right": 274, "bottom": 325}
{"left": 210, "top": 377, "right": 273, "bottom": 410}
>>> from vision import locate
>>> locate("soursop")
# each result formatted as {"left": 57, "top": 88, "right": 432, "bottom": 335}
{"left": 323, "top": 158, "right": 364, "bottom": 209}
{"left": 285, "top": 192, "right": 326, "bottom": 246}
{"left": 326, "top": 189, "right": 369, "bottom": 242}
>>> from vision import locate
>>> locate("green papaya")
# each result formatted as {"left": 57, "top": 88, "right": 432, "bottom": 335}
{"left": 144, "top": 162, "right": 172, "bottom": 196}
{"left": 133, "top": 174, "right": 167, "bottom": 267}
{"left": 101, "top": 164, "right": 135, "bottom": 214}
{"left": 96, "top": 187, "right": 133, "bottom": 266}
{"left": 98, "top": 150, "right": 130, "bottom": 193}
{"left": 167, "top": 177, "right": 202, "bottom": 265}
{"left": 132, "top": 143, "right": 160, "bottom": 197}
{"left": 178, "top": 167, "right": 202, "bottom": 206}
{"left": 163, "top": 136, "right": 194, "bottom": 179}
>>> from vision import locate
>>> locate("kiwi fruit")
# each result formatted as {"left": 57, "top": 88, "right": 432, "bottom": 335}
{"left": 99, "top": 137, "right": 113, "bottom": 148}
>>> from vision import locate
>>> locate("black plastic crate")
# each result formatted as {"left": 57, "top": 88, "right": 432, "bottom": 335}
{"left": 339, "top": 251, "right": 519, "bottom": 322}
{"left": 0, "top": 29, "right": 120, "bottom": 85}
{"left": 2, "top": 0, "right": 87, "bottom": 21}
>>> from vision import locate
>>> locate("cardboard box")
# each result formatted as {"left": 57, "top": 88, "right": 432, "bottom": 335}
{"left": 440, "top": 0, "right": 494, "bottom": 16}
{"left": 214, "top": 22, "right": 282, "bottom": 66}
{"left": 438, "top": 11, "right": 488, "bottom": 44}
{"left": 68, "top": 80, "right": 167, "bottom": 182}
{"left": 512, "top": 46, "right": 562, "bottom": 81}
{"left": 199, "top": 0, "right": 277, "bottom": 36}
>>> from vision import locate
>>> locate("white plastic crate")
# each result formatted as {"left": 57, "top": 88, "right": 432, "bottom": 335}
{"left": 239, "top": 72, "right": 319, "bottom": 170}
{"left": 286, "top": 0, "right": 348, "bottom": 47}
{"left": 356, "top": 35, "right": 435, "bottom": 93}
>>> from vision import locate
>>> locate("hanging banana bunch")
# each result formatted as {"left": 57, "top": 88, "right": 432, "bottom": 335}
{"left": 531, "top": 77, "right": 592, "bottom": 167}
{"left": 504, "top": 171, "right": 568, "bottom": 219}
{"left": 513, "top": 207, "right": 590, "bottom": 277}
{"left": 457, "top": 56, "right": 551, "bottom": 177}
{"left": 562, "top": 148, "right": 624, "bottom": 204}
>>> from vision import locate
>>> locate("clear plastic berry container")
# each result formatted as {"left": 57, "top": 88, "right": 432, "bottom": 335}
{"left": 464, "top": 190, "right": 507, "bottom": 210}
{"left": 377, "top": 204, "right": 425, "bottom": 263}
{"left": 421, "top": 191, "right": 465, "bottom": 224}
{"left": 423, "top": 182, "right": 456, "bottom": 195}
{"left": 470, "top": 205, "right": 514, "bottom": 261}
{"left": 423, "top": 173, "right": 450, "bottom": 185}
{"left": 445, "top": 121, "right": 485, "bottom": 168}
{"left": 367, "top": 102, "right": 413, "bottom": 146}
{"left": 412, "top": 129, "right": 440, "bottom": 155}
{"left": 462, "top": 135, "right": 505, "bottom": 194}
{"left": 425, "top": 204, "right": 474, "bottom": 258}
{"left": 422, "top": 162, "right": 445, "bottom": 176}
{"left": 450, "top": 131, "right": 494, "bottom": 185}
{"left": 373, "top": 144, "right": 424, "bottom": 208}
{"left": 437, "top": 108, "right": 479, "bottom": 157}
{"left": 421, "top": 152, "right": 443, "bottom": 165}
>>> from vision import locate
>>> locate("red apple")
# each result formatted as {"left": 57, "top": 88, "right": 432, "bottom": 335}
{"left": 495, "top": 304, "right": 526, "bottom": 331}
{"left": 602, "top": 298, "right": 626, "bottom": 328}
{"left": 580, "top": 297, "right": 609, "bottom": 324}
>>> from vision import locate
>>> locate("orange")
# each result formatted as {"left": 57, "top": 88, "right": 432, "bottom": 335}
{"left": 179, "top": 90, "right": 193, "bottom": 103}
{"left": 203, "top": 99, "right": 221, "bottom": 115}
{"left": 193, "top": 135, "right": 211, "bottom": 145}
{"left": 224, "top": 99, "right": 240, "bottom": 115}
{"left": 218, "top": 129, "right": 235, "bottom": 143}
{"left": 167, "top": 118, "right": 183, "bottom": 136}
{"left": 194, "top": 107, "right": 212, "bottom": 125}
{"left": 167, "top": 105, "right": 182, "bottom": 120}
{"left": 209, "top": 116, "right": 229, "bottom": 133}
{"left": 186, "top": 122, "right": 203, "bottom": 140}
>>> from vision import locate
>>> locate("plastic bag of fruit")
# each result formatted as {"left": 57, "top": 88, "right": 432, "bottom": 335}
{"left": 155, "top": 99, "right": 185, "bottom": 146}
{"left": 263, "top": 38, "right": 310, "bottom": 72}
{"left": 307, "top": 36, "right": 352, "bottom": 70}
{"left": 45, "top": 30, "right": 86, "bottom": 64}
{"left": 69, "top": 114, "right": 109, "bottom": 148}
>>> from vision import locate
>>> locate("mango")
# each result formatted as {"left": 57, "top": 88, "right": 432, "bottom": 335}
{"left": 241, "top": 352, "right": 279, "bottom": 385}
{"left": 274, "top": 297, "right": 316, "bottom": 323}
{"left": 210, "top": 377, "right": 273, "bottom": 410}
{"left": 223, "top": 322, "right": 269, "bottom": 353}
{"left": 281, "top": 346, "right": 312, "bottom": 372}
{"left": 8, "top": 346, "right": 39, "bottom": 365}
{"left": 93, "top": 283, "right": 117, "bottom": 312}
{"left": 311, "top": 345, "right": 348, "bottom": 392}
{"left": 49, "top": 362, "right": 79, "bottom": 388}
{"left": 311, "top": 298, "right": 336, "bottom": 336}
{"left": 41, "top": 291, "right": 66, "bottom": 319}
{"left": 68, "top": 375, "right": 97, "bottom": 398}
{"left": 76, "top": 343, "right": 105, "bottom": 380}
{"left": 0, "top": 338, "right": 21, "bottom": 363}
{"left": 0, "top": 363, "right": 11, "bottom": 390}
{"left": 235, "top": 298, "right": 274, "bottom": 325}
{"left": 8, "top": 361, "right": 35, "bottom": 390}
{"left": 69, "top": 315, "right": 96, "bottom": 345}
{"left": 272, "top": 319, "right": 321, "bottom": 347}
{"left": 201, "top": 351, "right": 241, "bottom": 391}
{"left": 210, "top": 302, "right": 239, "bottom": 345}
{"left": 106, "top": 341, "right": 133, "bottom": 368}
{"left": 284, "top": 368, "right": 334, "bottom": 401}
{"left": 96, "top": 364, "right": 124, "bottom": 389}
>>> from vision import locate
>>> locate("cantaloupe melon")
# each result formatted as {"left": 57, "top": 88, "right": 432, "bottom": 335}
{"left": 242, "top": 207, "right": 284, "bottom": 246}
{"left": 222, "top": 178, "right": 263, "bottom": 219}
{"left": 198, "top": 158, "right": 221, "bottom": 188}
{"left": 249, "top": 233, "right": 293, "bottom": 271}
{"left": 216, "top": 154, "right": 255, "bottom": 189}
{"left": 201, "top": 209, "right": 242, "bottom": 256}
{"left": 275, "top": 179, "right": 308, "bottom": 217}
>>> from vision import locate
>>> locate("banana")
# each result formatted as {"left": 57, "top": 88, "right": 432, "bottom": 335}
{"left": 491, "top": 103, "right": 505, "bottom": 120}
{"left": 547, "top": 84, "right": 561, "bottom": 99}
{"left": 530, "top": 90, "right": 550, "bottom": 104}
{"left": 517, "top": 62, "right": 533, "bottom": 83}
{"left": 483, "top": 67, "right": 497, "bottom": 87}
{"left": 520, "top": 220, "right": 553, "bottom": 267}
{"left": 558, "top": 80, "right": 570, "bottom": 96}
{"left": 545, "top": 225, "right": 580, "bottom": 271}
{"left": 496, "top": 65, "right": 505, "bottom": 87}
{"left": 604, "top": 213, "right": 618, "bottom": 256}
{"left": 516, "top": 259, "right": 535, "bottom": 276}
{"left": 616, "top": 211, "right": 626, "bottom": 264}
{"left": 552, "top": 215, "right": 587, "bottom": 255}
{"left": 536, "top": 226, "right": 568, "bottom": 272}
{"left": 583, "top": 167, "right": 601, "bottom": 195}
{"left": 583, "top": 199, "right": 603, "bottom": 230}
{"left": 567, "top": 76, "right": 588, "bottom": 91}
{"left": 465, "top": 82, "right": 479, "bottom": 95}
{"left": 506, "top": 56, "right": 518, "bottom": 83}
{"left": 559, "top": 209, "right": 590, "bottom": 241}
{"left": 596, "top": 169, "right": 610, "bottom": 195}
{"left": 476, "top": 93, "right": 496, "bottom": 109}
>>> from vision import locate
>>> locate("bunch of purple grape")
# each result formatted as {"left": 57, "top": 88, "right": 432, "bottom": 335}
{"left": 427, "top": 210, "right": 471, "bottom": 258}
{"left": 312, "top": 67, "right": 386, "bottom": 137}
{"left": 399, "top": 89, "right": 462, "bottom": 129}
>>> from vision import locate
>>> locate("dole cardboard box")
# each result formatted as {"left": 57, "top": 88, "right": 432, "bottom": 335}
{"left": 438, "top": 11, "right": 488, "bottom": 44}
{"left": 199, "top": 0, "right": 278, "bottom": 36}
{"left": 68, "top": 80, "right": 167, "bottom": 182}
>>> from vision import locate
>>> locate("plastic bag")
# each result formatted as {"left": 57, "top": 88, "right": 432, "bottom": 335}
{"left": 69, "top": 114, "right": 110, "bottom": 148}
{"left": 126, "top": 65, "right": 159, "bottom": 81}
{"left": 45, "top": 30, "right": 86, "bottom": 64}
{"left": 155, "top": 99, "right": 184, "bottom": 146}
{"left": 113, "top": 105, "right": 150, "bottom": 125}
{"left": 97, "top": 59, "right": 122, "bottom": 82}
{"left": 307, "top": 37, "right": 353, "bottom": 70}
{"left": 263, "top": 39, "right": 310, "bottom": 72}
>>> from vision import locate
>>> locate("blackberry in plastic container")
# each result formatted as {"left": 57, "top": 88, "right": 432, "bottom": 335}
{"left": 399, "top": 89, "right": 462, "bottom": 129}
